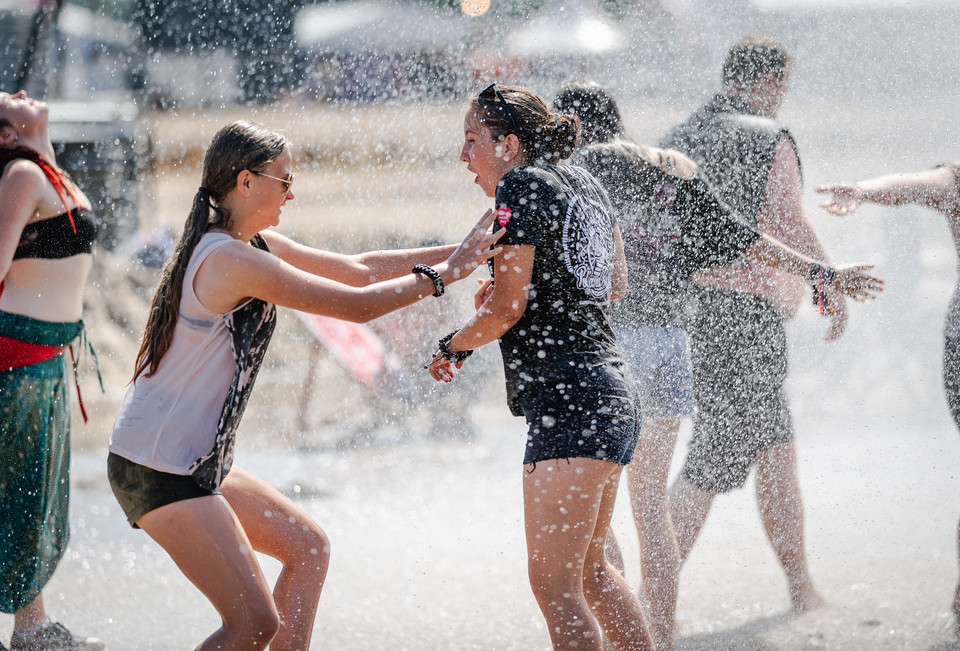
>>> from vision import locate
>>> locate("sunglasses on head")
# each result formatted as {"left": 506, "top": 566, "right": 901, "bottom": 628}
{"left": 478, "top": 83, "right": 518, "bottom": 132}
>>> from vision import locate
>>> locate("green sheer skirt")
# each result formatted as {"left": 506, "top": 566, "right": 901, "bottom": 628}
{"left": 0, "top": 312, "right": 80, "bottom": 613}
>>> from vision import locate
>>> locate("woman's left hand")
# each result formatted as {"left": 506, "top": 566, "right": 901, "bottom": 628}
{"left": 427, "top": 352, "right": 464, "bottom": 383}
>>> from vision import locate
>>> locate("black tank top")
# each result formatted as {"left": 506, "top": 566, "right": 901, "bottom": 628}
{"left": 14, "top": 208, "right": 97, "bottom": 260}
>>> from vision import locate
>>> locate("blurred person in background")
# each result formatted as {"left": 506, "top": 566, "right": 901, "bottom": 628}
{"left": 0, "top": 90, "right": 103, "bottom": 651}
{"left": 554, "top": 81, "right": 882, "bottom": 648}
{"left": 658, "top": 34, "right": 850, "bottom": 612}
{"left": 429, "top": 83, "right": 654, "bottom": 650}
{"left": 817, "top": 161, "right": 960, "bottom": 633}
{"left": 107, "top": 120, "right": 502, "bottom": 650}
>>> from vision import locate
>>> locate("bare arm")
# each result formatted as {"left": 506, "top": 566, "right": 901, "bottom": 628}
{"left": 762, "top": 136, "right": 848, "bottom": 340}
{"left": 816, "top": 165, "right": 960, "bottom": 217}
{"left": 196, "top": 210, "right": 503, "bottom": 322}
{"left": 428, "top": 244, "right": 533, "bottom": 382}
{"left": 0, "top": 161, "right": 43, "bottom": 279}
{"left": 744, "top": 234, "right": 882, "bottom": 302}
{"left": 261, "top": 229, "right": 458, "bottom": 287}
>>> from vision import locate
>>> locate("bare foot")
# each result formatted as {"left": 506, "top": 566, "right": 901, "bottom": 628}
{"left": 790, "top": 584, "right": 827, "bottom": 611}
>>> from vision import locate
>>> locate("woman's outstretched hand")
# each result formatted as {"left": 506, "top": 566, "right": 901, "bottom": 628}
{"left": 829, "top": 264, "right": 884, "bottom": 301}
{"left": 445, "top": 209, "right": 504, "bottom": 280}
{"left": 816, "top": 184, "right": 864, "bottom": 216}
{"left": 427, "top": 353, "right": 461, "bottom": 383}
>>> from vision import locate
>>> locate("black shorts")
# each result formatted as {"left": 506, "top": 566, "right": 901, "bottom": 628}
{"left": 681, "top": 287, "right": 794, "bottom": 494}
{"left": 107, "top": 453, "right": 220, "bottom": 528}
{"left": 517, "top": 369, "right": 639, "bottom": 466}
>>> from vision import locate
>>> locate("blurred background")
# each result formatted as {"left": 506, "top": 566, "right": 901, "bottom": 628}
{"left": 2, "top": 1, "right": 960, "bottom": 648}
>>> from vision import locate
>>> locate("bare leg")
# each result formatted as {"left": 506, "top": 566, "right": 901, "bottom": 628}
{"left": 584, "top": 467, "right": 656, "bottom": 650}
{"left": 137, "top": 493, "right": 280, "bottom": 650}
{"left": 523, "top": 459, "right": 652, "bottom": 650}
{"left": 625, "top": 418, "right": 681, "bottom": 650}
{"left": 221, "top": 468, "right": 330, "bottom": 651}
{"left": 754, "top": 442, "right": 825, "bottom": 611}
{"left": 667, "top": 476, "right": 714, "bottom": 565}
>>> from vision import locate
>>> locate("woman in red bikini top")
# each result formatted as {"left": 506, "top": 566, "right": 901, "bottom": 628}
{"left": 0, "top": 90, "right": 104, "bottom": 651}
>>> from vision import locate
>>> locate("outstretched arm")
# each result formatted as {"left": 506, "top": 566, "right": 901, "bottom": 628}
{"left": 262, "top": 230, "right": 458, "bottom": 287}
{"left": 816, "top": 165, "right": 960, "bottom": 217}
{"left": 744, "top": 234, "right": 883, "bottom": 302}
{"left": 196, "top": 210, "right": 503, "bottom": 322}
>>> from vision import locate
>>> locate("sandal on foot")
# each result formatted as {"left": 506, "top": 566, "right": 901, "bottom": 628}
{"left": 10, "top": 623, "right": 104, "bottom": 651}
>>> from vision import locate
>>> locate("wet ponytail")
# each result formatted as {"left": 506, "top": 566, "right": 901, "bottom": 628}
{"left": 132, "top": 121, "right": 288, "bottom": 382}
{"left": 471, "top": 85, "right": 581, "bottom": 164}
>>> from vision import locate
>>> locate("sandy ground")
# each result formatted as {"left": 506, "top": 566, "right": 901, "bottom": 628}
{"left": 0, "top": 412, "right": 957, "bottom": 650}
{"left": 6, "top": 95, "right": 958, "bottom": 648}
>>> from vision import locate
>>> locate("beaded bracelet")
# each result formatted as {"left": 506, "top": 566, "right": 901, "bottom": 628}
{"left": 412, "top": 264, "right": 444, "bottom": 297}
{"left": 438, "top": 331, "right": 472, "bottom": 364}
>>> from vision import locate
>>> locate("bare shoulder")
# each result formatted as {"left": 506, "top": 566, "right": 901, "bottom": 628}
{"left": 193, "top": 236, "right": 282, "bottom": 312}
{"left": 0, "top": 158, "right": 46, "bottom": 190}
{"left": 206, "top": 236, "right": 275, "bottom": 268}
{"left": 640, "top": 146, "right": 698, "bottom": 181}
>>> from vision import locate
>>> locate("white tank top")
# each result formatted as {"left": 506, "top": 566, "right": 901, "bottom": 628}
{"left": 109, "top": 232, "right": 276, "bottom": 482}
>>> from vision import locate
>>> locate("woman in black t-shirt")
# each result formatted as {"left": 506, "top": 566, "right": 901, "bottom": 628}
{"left": 554, "top": 81, "right": 884, "bottom": 650}
{"left": 427, "top": 84, "right": 654, "bottom": 650}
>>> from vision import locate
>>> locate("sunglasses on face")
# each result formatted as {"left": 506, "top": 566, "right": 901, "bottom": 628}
{"left": 252, "top": 170, "right": 294, "bottom": 193}
{"left": 477, "top": 83, "right": 518, "bottom": 132}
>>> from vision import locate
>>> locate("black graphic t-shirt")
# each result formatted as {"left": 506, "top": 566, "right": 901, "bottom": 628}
{"left": 574, "top": 141, "right": 759, "bottom": 328}
{"left": 492, "top": 163, "right": 624, "bottom": 415}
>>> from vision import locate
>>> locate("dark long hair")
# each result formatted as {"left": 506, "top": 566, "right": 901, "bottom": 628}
{"left": 470, "top": 84, "right": 581, "bottom": 164}
{"left": 132, "top": 121, "right": 288, "bottom": 381}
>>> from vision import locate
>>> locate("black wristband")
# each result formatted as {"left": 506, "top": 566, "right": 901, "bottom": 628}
{"left": 438, "top": 331, "right": 472, "bottom": 364}
{"left": 808, "top": 263, "right": 837, "bottom": 285}
{"left": 413, "top": 264, "right": 444, "bottom": 297}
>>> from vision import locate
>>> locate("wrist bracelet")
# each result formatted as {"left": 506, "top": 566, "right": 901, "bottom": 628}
{"left": 807, "top": 263, "right": 837, "bottom": 285}
{"left": 412, "top": 264, "right": 444, "bottom": 297}
{"left": 808, "top": 263, "right": 836, "bottom": 316}
{"left": 438, "top": 331, "right": 472, "bottom": 364}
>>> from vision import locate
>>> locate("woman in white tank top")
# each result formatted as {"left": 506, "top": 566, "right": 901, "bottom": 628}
{"left": 107, "top": 121, "right": 503, "bottom": 651}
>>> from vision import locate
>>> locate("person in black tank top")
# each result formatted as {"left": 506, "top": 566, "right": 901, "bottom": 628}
{"left": 427, "top": 84, "right": 654, "bottom": 650}
{"left": 0, "top": 91, "right": 103, "bottom": 651}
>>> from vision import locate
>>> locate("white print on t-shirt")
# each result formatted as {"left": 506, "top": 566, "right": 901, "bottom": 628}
{"left": 562, "top": 193, "right": 614, "bottom": 301}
